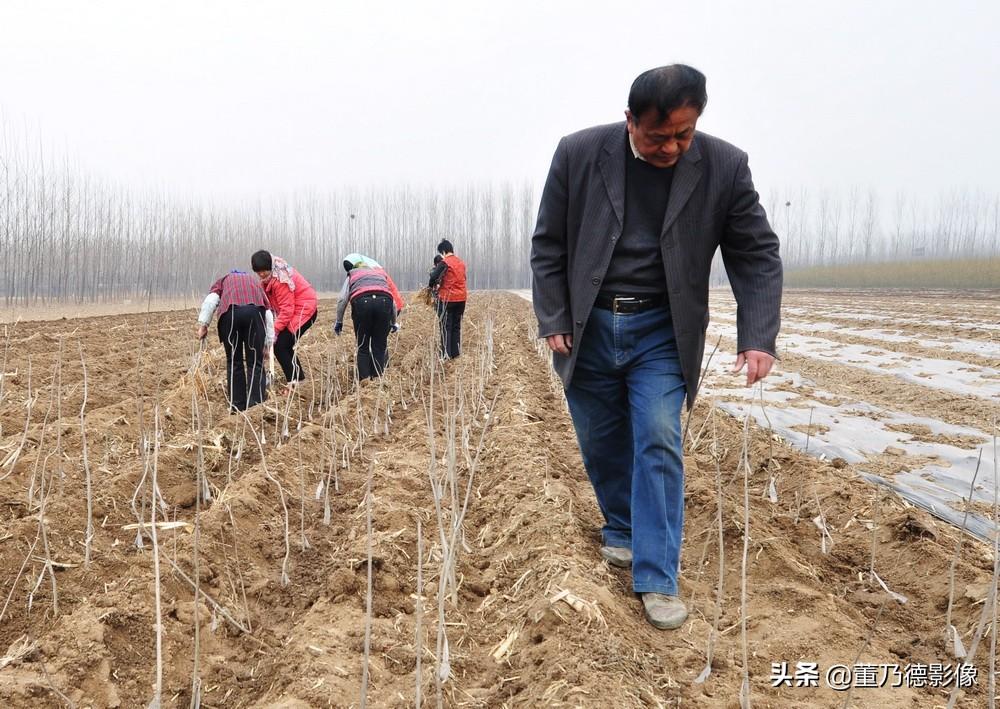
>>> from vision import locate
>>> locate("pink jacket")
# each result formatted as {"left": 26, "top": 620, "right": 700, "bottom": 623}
{"left": 265, "top": 269, "right": 318, "bottom": 334}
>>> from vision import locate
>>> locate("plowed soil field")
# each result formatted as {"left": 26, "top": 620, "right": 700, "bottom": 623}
{"left": 1, "top": 291, "right": 997, "bottom": 708}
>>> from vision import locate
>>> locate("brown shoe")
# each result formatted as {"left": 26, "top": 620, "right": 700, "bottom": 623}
{"left": 641, "top": 593, "right": 687, "bottom": 630}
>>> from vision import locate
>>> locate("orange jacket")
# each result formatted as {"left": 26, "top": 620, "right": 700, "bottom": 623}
{"left": 437, "top": 254, "right": 467, "bottom": 303}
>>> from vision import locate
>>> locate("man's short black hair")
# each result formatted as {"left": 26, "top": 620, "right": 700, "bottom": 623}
{"left": 628, "top": 64, "right": 707, "bottom": 122}
{"left": 251, "top": 250, "right": 272, "bottom": 272}
{"left": 437, "top": 240, "right": 453, "bottom": 255}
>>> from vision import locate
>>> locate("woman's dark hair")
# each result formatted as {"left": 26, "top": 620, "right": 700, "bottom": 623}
{"left": 437, "top": 240, "right": 454, "bottom": 255}
{"left": 433, "top": 254, "right": 443, "bottom": 265}
{"left": 628, "top": 64, "right": 707, "bottom": 122}
{"left": 251, "top": 250, "right": 272, "bottom": 272}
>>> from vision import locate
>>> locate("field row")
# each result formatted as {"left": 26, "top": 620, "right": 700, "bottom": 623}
{"left": 707, "top": 290, "right": 999, "bottom": 542}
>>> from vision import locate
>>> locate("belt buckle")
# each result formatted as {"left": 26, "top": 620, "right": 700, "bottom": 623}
{"left": 612, "top": 296, "right": 638, "bottom": 314}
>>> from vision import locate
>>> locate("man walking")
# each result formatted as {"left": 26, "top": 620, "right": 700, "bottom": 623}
{"left": 428, "top": 240, "right": 467, "bottom": 359}
{"left": 530, "top": 64, "right": 782, "bottom": 630}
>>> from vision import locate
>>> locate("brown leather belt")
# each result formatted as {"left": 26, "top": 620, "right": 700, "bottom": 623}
{"left": 593, "top": 293, "right": 668, "bottom": 314}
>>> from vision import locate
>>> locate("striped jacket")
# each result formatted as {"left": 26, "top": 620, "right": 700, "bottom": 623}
{"left": 335, "top": 267, "right": 401, "bottom": 325}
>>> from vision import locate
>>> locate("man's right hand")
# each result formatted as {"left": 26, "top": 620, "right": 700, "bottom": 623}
{"left": 546, "top": 333, "right": 573, "bottom": 356}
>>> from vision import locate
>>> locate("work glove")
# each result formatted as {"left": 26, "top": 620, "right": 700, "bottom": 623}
{"left": 334, "top": 322, "right": 343, "bottom": 336}
{"left": 390, "top": 323, "right": 400, "bottom": 334}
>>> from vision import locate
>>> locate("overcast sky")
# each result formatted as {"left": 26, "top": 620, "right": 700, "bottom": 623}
{"left": 1, "top": 0, "right": 997, "bottom": 204}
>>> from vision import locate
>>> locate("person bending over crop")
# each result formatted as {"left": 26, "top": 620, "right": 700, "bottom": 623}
{"left": 428, "top": 254, "right": 444, "bottom": 307}
{"left": 333, "top": 253, "right": 404, "bottom": 380}
{"left": 251, "top": 250, "right": 318, "bottom": 393}
{"left": 196, "top": 270, "right": 274, "bottom": 412}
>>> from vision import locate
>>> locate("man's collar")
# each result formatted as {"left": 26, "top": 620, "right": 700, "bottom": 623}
{"left": 627, "top": 132, "right": 647, "bottom": 162}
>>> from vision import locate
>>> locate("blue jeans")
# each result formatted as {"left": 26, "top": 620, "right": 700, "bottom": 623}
{"left": 565, "top": 305, "right": 686, "bottom": 595}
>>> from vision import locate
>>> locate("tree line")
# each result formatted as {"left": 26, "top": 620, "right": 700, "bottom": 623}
{"left": 3, "top": 120, "right": 998, "bottom": 302}
{"left": 765, "top": 186, "right": 1000, "bottom": 268}
{"left": 1, "top": 122, "right": 536, "bottom": 304}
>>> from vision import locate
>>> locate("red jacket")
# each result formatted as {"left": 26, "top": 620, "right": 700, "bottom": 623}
{"left": 438, "top": 254, "right": 467, "bottom": 303}
{"left": 265, "top": 269, "right": 318, "bottom": 334}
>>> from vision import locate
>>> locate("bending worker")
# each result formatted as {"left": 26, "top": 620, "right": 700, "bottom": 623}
{"left": 334, "top": 253, "right": 405, "bottom": 380}
{"left": 251, "top": 250, "right": 318, "bottom": 393}
{"left": 196, "top": 269, "right": 275, "bottom": 412}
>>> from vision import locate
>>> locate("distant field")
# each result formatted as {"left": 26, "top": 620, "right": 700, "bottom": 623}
{"left": 0, "top": 292, "right": 344, "bottom": 324}
{"left": 784, "top": 256, "right": 1000, "bottom": 288}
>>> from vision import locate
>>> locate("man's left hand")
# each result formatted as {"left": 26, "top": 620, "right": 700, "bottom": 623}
{"left": 196, "top": 324, "right": 208, "bottom": 340}
{"left": 731, "top": 349, "right": 775, "bottom": 387}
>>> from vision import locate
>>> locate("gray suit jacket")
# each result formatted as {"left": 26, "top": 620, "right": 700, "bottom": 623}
{"left": 530, "top": 121, "right": 782, "bottom": 407}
